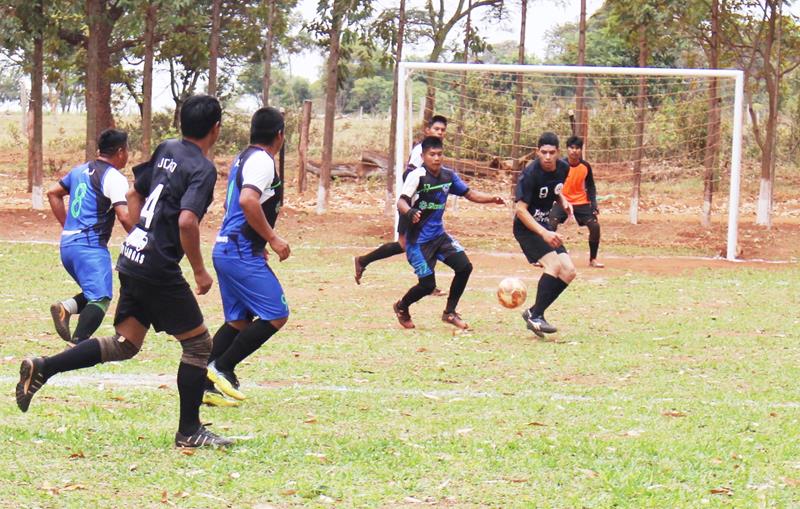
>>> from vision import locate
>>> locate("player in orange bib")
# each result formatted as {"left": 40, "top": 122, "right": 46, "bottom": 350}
{"left": 549, "top": 136, "right": 604, "bottom": 268}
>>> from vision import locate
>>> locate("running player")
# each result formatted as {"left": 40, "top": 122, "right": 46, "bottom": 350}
{"left": 16, "top": 95, "right": 232, "bottom": 448}
{"left": 203, "top": 107, "right": 290, "bottom": 407}
{"left": 549, "top": 136, "right": 603, "bottom": 267}
{"left": 393, "top": 136, "right": 504, "bottom": 330}
{"left": 514, "top": 132, "right": 576, "bottom": 337}
{"left": 48, "top": 129, "right": 133, "bottom": 345}
{"left": 354, "top": 115, "right": 447, "bottom": 285}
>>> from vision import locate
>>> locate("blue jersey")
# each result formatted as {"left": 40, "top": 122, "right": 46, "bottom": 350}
{"left": 216, "top": 146, "right": 282, "bottom": 257}
{"left": 400, "top": 165, "right": 469, "bottom": 244}
{"left": 59, "top": 160, "right": 128, "bottom": 248}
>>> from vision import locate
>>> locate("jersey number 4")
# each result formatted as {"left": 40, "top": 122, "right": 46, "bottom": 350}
{"left": 140, "top": 183, "right": 164, "bottom": 229}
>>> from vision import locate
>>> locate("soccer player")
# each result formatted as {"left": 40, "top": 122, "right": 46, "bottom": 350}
{"left": 393, "top": 136, "right": 504, "bottom": 330}
{"left": 203, "top": 107, "right": 290, "bottom": 407}
{"left": 549, "top": 136, "right": 604, "bottom": 268}
{"left": 16, "top": 95, "right": 232, "bottom": 448}
{"left": 48, "top": 129, "right": 133, "bottom": 345}
{"left": 514, "top": 132, "right": 576, "bottom": 337}
{"left": 353, "top": 115, "right": 448, "bottom": 286}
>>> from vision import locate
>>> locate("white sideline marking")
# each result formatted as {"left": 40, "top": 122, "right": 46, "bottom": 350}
{"left": 1, "top": 373, "right": 798, "bottom": 408}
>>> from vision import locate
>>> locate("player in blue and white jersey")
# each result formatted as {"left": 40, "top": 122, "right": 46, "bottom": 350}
{"left": 47, "top": 129, "right": 133, "bottom": 345}
{"left": 203, "top": 107, "right": 290, "bottom": 407}
{"left": 393, "top": 136, "right": 505, "bottom": 330}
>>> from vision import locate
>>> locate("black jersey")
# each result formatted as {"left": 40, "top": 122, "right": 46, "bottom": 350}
{"left": 513, "top": 158, "right": 568, "bottom": 230}
{"left": 117, "top": 139, "right": 217, "bottom": 284}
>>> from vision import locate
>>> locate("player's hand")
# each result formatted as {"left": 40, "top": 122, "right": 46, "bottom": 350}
{"left": 193, "top": 268, "right": 213, "bottom": 295}
{"left": 407, "top": 207, "right": 421, "bottom": 224}
{"left": 269, "top": 235, "right": 291, "bottom": 261}
{"left": 542, "top": 230, "right": 563, "bottom": 248}
{"left": 563, "top": 201, "right": 573, "bottom": 218}
{"left": 492, "top": 196, "right": 505, "bottom": 205}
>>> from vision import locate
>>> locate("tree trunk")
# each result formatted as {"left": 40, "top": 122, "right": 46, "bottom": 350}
{"left": 756, "top": 0, "right": 780, "bottom": 227}
{"left": 96, "top": 5, "right": 115, "bottom": 136}
{"left": 20, "top": 77, "right": 29, "bottom": 190}
{"left": 85, "top": 0, "right": 100, "bottom": 160}
{"left": 701, "top": 0, "right": 720, "bottom": 228}
{"left": 298, "top": 99, "right": 312, "bottom": 193}
{"left": 511, "top": 0, "right": 527, "bottom": 175}
{"left": 575, "top": 0, "right": 588, "bottom": 143}
{"left": 317, "top": 0, "right": 342, "bottom": 214}
{"left": 208, "top": 0, "right": 222, "bottom": 97}
{"left": 454, "top": 0, "right": 471, "bottom": 162}
{"left": 262, "top": 0, "right": 276, "bottom": 106}
{"left": 31, "top": 0, "right": 44, "bottom": 209}
{"left": 386, "top": 0, "right": 406, "bottom": 215}
{"left": 629, "top": 25, "right": 648, "bottom": 225}
{"left": 142, "top": 0, "right": 157, "bottom": 156}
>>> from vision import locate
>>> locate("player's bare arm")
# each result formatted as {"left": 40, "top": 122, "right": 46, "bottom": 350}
{"left": 397, "top": 195, "right": 421, "bottom": 223}
{"left": 126, "top": 187, "right": 145, "bottom": 226}
{"left": 178, "top": 209, "right": 212, "bottom": 295}
{"left": 46, "top": 182, "right": 69, "bottom": 227}
{"left": 464, "top": 189, "right": 505, "bottom": 205}
{"left": 558, "top": 193, "right": 573, "bottom": 218}
{"left": 240, "top": 187, "right": 290, "bottom": 261}
{"left": 114, "top": 204, "right": 134, "bottom": 233}
{"left": 514, "top": 200, "right": 562, "bottom": 248}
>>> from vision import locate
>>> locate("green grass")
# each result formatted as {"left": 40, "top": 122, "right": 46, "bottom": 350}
{"left": 1, "top": 241, "right": 799, "bottom": 507}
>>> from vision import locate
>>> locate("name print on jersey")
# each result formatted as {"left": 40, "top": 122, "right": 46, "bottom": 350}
{"left": 157, "top": 157, "right": 178, "bottom": 173}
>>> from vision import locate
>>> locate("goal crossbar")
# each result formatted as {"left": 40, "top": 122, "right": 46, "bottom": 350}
{"left": 394, "top": 62, "right": 745, "bottom": 261}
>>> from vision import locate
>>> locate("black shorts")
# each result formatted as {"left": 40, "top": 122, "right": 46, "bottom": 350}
{"left": 406, "top": 233, "right": 465, "bottom": 278}
{"left": 397, "top": 215, "right": 409, "bottom": 236}
{"left": 513, "top": 223, "right": 567, "bottom": 264}
{"left": 551, "top": 203, "right": 597, "bottom": 227}
{"left": 114, "top": 273, "right": 204, "bottom": 335}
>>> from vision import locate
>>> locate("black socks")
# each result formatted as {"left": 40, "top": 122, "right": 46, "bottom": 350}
{"left": 360, "top": 242, "right": 404, "bottom": 267}
{"left": 530, "top": 273, "right": 569, "bottom": 317}
{"left": 72, "top": 303, "right": 107, "bottom": 342}
{"left": 42, "top": 338, "right": 102, "bottom": 379}
{"left": 177, "top": 362, "right": 206, "bottom": 436}
{"left": 401, "top": 275, "right": 436, "bottom": 309}
{"left": 215, "top": 320, "right": 279, "bottom": 373}
{"left": 587, "top": 221, "right": 601, "bottom": 260}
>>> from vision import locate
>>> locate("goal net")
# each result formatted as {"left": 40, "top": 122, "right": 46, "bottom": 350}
{"left": 394, "top": 63, "right": 744, "bottom": 260}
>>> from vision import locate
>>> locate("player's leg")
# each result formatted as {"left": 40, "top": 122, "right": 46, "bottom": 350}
{"left": 439, "top": 238, "right": 472, "bottom": 329}
{"left": 525, "top": 250, "right": 575, "bottom": 333}
{"left": 548, "top": 202, "right": 568, "bottom": 231}
{"left": 355, "top": 234, "right": 407, "bottom": 284}
{"left": 586, "top": 218, "right": 603, "bottom": 267}
{"left": 51, "top": 245, "right": 91, "bottom": 342}
{"left": 394, "top": 242, "right": 436, "bottom": 328}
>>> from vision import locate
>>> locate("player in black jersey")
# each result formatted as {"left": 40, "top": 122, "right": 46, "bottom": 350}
{"left": 16, "top": 95, "right": 232, "bottom": 448}
{"left": 514, "top": 132, "right": 576, "bottom": 337}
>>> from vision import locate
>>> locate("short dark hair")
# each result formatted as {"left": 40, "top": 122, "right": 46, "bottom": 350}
{"left": 421, "top": 136, "right": 443, "bottom": 153}
{"left": 250, "top": 107, "right": 285, "bottom": 145}
{"left": 537, "top": 131, "right": 559, "bottom": 148}
{"left": 180, "top": 95, "right": 222, "bottom": 139}
{"left": 97, "top": 129, "right": 128, "bottom": 156}
{"left": 566, "top": 135, "right": 583, "bottom": 149}
{"left": 428, "top": 115, "right": 448, "bottom": 128}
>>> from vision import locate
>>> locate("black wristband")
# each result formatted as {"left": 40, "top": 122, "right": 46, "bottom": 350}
{"left": 406, "top": 208, "right": 420, "bottom": 220}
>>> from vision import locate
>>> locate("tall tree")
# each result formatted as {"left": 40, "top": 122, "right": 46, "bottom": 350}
{"left": 262, "top": 0, "right": 276, "bottom": 106}
{"left": 142, "top": 0, "right": 157, "bottom": 156}
{"left": 701, "top": 0, "right": 721, "bottom": 227}
{"left": 511, "top": 0, "right": 526, "bottom": 172}
{"left": 574, "top": 0, "right": 587, "bottom": 141}
{"left": 207, "top": 0, "right": 222, "bottom": 96}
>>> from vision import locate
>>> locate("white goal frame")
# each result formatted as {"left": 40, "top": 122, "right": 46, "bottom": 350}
{"left": 394, "top": 62, "right": 745, "bottom": 261}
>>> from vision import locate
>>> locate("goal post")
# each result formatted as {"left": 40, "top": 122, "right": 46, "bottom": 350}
{"left": 394, "top": 62, "right": 745, "bottom": 261}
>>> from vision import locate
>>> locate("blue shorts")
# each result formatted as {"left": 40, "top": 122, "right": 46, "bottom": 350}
{"left": 60, "top": 244, "right": 113, "bottom": 301}
{"left": 213, "top": 251, "right": 289, "bottom": 323}
{"left": 406, "top": 233, "right": 464, "bottom": 278}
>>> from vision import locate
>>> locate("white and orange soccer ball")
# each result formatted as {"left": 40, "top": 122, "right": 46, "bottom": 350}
{"left": 496, "top": 277, "right": 527, "bottom": 309}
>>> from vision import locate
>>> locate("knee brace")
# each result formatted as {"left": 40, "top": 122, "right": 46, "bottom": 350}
{"left": 180, "top": 331, "right": 212, "bottom": 369}
{"left": 98, "top": 335, "right": 140, "bottom": 362}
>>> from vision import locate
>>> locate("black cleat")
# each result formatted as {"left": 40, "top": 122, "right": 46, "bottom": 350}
{"left": 16, "top": 357, "right": 47, "bottom": 412}
{"left": 50, "top": 303, "right": 72, "bottom": 343}
{"left": 175, "top": 425, "right": 234, "bottom": 448}
{"left": 522, "top": 309, "right": 557, "bottom": 338}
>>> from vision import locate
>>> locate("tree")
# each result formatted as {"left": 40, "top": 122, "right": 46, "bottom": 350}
{"left": 208, "top": 0, "right": 222, "bottom": 96}
{"left": 142, "top": 0, "right": 157, "bottom": 155}
{"left": 511, "top": 0, "right": 527, "bottom": 172}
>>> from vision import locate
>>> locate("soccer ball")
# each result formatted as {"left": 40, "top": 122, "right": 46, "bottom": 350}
{"left": 497, "top": 277, "right": 527, "bottom": 309}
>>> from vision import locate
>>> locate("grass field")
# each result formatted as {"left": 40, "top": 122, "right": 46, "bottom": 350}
{"left": 1, "top": 237, "right": 799, "bottom": 508}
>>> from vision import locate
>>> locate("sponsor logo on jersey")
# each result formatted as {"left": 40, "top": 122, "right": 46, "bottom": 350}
{"left": 156, "top": 157, "right": 178, "bottom": 173}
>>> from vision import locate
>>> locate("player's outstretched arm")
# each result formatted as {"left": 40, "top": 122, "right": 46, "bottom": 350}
{"left": 240, "top": 188, "right": 290, "bottom": 261}
{"left": 126, "top": 187, "right": 145, "bottom": 227}
{"left": 46, "top": 183, "right": 69, "bottom": 227}
{"left": 178, "top": 209, "right": 212, "bottom": 295}
{"left": 514, "top": 200, "right": 563, "bottom": 248}
{"left": 464, "top": 189, "right": 505, "bottom": 205}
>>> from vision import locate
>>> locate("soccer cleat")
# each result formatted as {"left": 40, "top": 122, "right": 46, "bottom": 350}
{"left": 393, "top": 301, "right": 415, "bottom": 329}
{"left": 354, "top": 256, "right": 365, "bottom": 285}
{"left": 175, "top": 425, "right": 234, "bottom": 448}
{"left": 431, "top": 287, "right": 447, "bottom": 297}
{"left": 50, "top": 303, "right": 72, "bottom": 343}
{"left": 589, "top": 259, "right": 605, "bottom": 268}
{"left": 16, "top": 357, "right": 47, "bottom": 412}
{"left": 207, "top": 361, "right": 246, "bottom": 401}
{"left": 202, "top": 388, "right": 240, "bottom": 408}
{"left": 521, "top": 309, "right": 557, "bottom": 337}
{"left": 442, "top": 311, "right": 469, "bottom": 330}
